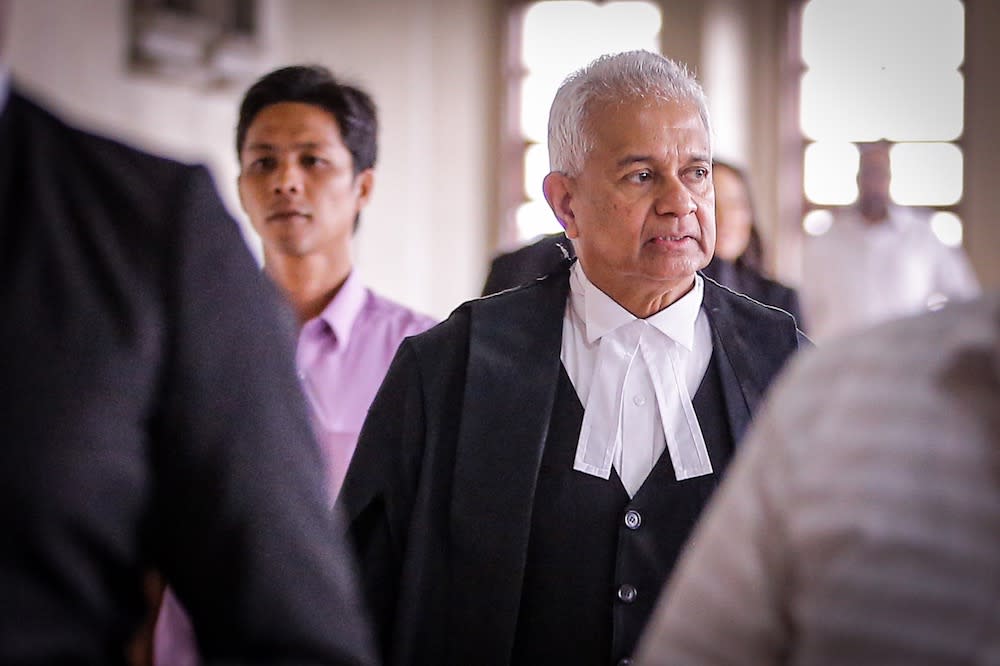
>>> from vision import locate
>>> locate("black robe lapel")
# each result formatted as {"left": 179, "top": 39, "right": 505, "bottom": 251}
{"left": 449, "top": 268, "right": 569, "bottom": 665}
{"left": 701, "top": 275, "right": 779, "bottom": 444}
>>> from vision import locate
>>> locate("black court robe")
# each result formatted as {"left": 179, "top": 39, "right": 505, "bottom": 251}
{"left": 341, "top": 266, "right": 808, "bottom": 666}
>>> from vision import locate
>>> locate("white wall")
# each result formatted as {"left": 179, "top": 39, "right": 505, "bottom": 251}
{"left": 281, "top": 0, "right": 496, "bottom": 318}
{"left": 6, "top": 0, "right": 497, "bottom": 318}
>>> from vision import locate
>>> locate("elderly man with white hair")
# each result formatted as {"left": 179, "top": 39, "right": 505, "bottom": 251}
{"left": 340, "top": 49, "right": 807, "bottom": 666}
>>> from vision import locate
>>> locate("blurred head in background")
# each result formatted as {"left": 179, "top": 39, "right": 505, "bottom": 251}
{"left": 712, "top": 160, "right": 763, "bottom": 274}
{"left": 856, "top": 140, "right": 892, "bottom": 224}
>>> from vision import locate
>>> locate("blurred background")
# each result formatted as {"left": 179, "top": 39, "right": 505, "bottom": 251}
{"left": 7, "top": 0, "right": 999, "bottom": 319}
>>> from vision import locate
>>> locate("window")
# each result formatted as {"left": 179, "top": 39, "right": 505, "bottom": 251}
{"left": 798, "top": 0, "right": 965, "bottom": 244}
{"left": 502, "top": 1, "right": 662, "bottom": 246}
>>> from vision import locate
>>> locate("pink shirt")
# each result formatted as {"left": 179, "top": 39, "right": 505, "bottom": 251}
{"left": 296, "top": 270, "right": 437, "bottom": 500}
{"left": 153, "top": 270, "right": 435, "bottom": 665}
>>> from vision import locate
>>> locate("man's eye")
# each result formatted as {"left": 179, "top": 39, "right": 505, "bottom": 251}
{"left": 629, "top": 170, "right": 653, "bottom": 183}
{"left": 301, "top": 155, "right": 326, "bottom": 167}
{"left": 249, "top": 157, "right": 276, "bottom": 171}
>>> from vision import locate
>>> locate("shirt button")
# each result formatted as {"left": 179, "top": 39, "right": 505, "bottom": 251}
{"left": 632, "top": 394, "right": 646, "bottom": 406}
{"left": 617, "top": 659, "right": 633, "bottom": 666}
{"left": 297, "top": 371, "right": 306, "bottom": 380}
{"left": 624, "top": 509, "right": 642, "bottom": 530}
{"left": 617, "top": 584, "right": 637, "bottom": 604}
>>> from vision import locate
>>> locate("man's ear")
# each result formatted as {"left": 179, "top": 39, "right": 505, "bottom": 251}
{"left": 542, "top": 171, "right": 578, "bottom": 238}
{"left": 355, "top": 169, "right": 375, "bottom": 209}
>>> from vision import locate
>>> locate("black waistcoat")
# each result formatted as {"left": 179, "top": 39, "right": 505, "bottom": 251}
{"left": 511, "top": 349, "right": 734, "bottom": 665}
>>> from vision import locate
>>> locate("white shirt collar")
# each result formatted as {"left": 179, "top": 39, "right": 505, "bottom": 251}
{"left": 569, "top": 261, "right": 704, "bottom": 351}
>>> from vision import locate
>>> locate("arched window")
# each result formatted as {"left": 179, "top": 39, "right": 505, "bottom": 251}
{"left": 501, "top": 1, "right": 663, "bottom": 247}
{"left": 799, "top": 0, "right": 966, "bottom": 248}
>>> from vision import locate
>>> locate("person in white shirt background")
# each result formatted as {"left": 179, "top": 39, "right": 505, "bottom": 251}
{"left": 635, "top": 292, "right": 1000, "bottom": 666}
{"left": 800, "top": 140, "right": 980, "bottom": 342}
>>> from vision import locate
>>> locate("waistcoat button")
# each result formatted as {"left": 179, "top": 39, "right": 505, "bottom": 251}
{"left": 617, "top": 584, "right": 637, "bottom": 604}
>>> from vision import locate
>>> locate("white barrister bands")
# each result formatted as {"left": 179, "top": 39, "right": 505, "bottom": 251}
{"left": 564, "top": 263, "right": 713, "bottom": 498}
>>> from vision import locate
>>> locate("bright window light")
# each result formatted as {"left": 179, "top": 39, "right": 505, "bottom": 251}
{"left": 803, "top": 209, "right": 834, "bottom": 236}
{"left": 800, "top": 0, "right": 963, "bottom": 143}
{"left": 523, "top": 143, "right": 550, "bottom": 204}
{"left": 890, "top": 142, "right": 963, "bottom": 206}
{"left": 516, "top": 200, "right": 563, "bottom": 241}
{"left": 804, "top": 142, "right": 859, "bottom": 205}
{"left": 516, "top": 0, "right": 661, "bottom": 241}
{"left": 930, "top": 211, "right": 964, "bottom": 248}
{"left": 882, "top": 71, "right": 963, "bottom": 142}
{"left": 802, "top": 0, "right": 964, "bottom": 72}
{"left": 799, "top": 0, "right": 964, "bottom": 234}
{"left": 800, "top": 69, "right": 884, "bottom": 142}
{"left": 801, "top": 69, "right": 963, "bottom": 142}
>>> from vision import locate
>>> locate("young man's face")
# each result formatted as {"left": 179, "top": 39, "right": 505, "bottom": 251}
{"left": 238, "top": 102, "right": 373, "bottom": 260}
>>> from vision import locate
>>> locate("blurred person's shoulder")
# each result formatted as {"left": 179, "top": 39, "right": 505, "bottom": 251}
{"left": 771, "top": 292, "right": 999, "bottom": 437}
{"left": 11, "top": 86, "right": 209, "bottom": 204}
{"left": 411, "top": 266, "right": 571, "bottom": 353}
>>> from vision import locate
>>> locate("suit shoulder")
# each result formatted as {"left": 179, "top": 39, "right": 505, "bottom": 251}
{"left": 703, "top": 276, "right": 807, "bottom": 355}
{"left": 410, "top": 272, "right": 566, "bottom": 352}
{"left": 705, "top": 276, "right": 795, "bottom": 323}
{"left": 13, "top": 89, "right": 203, "bottom": 200}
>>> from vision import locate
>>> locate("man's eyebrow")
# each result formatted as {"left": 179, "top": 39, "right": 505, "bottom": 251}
{"left": 616, "top": 155, "right": 653, "bottom": 168}
{"left": 244, "top": 141, "right": 330, "bottom": 152}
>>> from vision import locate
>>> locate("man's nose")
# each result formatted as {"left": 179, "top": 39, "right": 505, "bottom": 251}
{"left": 273, "top": 161, "right": 302, "bottom": 194}
{"left": 654, "top": 175, "right": 697, "bottom": 218}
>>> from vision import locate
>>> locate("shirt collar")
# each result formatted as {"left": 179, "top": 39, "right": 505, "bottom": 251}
{"left": 312, "top": 269, "right": 367, "bottom": 348}
{"left": 569, "top": 262, "right": 703, "bottom": 351}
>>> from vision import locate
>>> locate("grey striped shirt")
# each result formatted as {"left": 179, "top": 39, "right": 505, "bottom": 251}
{"left": 636, "top": 293, "right": 1000, "bottom": 665}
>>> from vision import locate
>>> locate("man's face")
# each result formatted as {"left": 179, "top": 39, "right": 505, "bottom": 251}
{"left": 238, "top": 102, "right": 372, "bottom": 260}
{"left": 545, "top": 97, "right": 715, "bottom": 310}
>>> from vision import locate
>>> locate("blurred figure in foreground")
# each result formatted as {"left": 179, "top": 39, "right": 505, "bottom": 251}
{"left": 702, "top": 160, "right": 804, "bottom": 327}
{"left": 636, "top": 293, "right": 1000, "bottom": 665}
{"left": 0, "top": 14, "right": 374, "bottom": 664}
{"left": 801, "top": 141, "right": 979, "bottom": 342}
{"left": 153, "top": 63, "right": 435, "bottom": 665}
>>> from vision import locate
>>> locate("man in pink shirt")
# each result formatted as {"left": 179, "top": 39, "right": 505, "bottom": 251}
{"left": 151, "top": 65, "right": 435, "bottom": 666}
{"left": 234, "top": 65, "right": 436, "bottom": 497}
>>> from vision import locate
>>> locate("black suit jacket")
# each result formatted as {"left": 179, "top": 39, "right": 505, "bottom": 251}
{"left": 481, "top": 232, "right": 574, "bottom": 295}
{"left": 702, "top": 256, "right": 806, "bottom": 329}
{"left": 0, "top": 89, "right": 374, "bottom": 664}
{"left": 342, "top": 265, "right": 807, "bottom": 666}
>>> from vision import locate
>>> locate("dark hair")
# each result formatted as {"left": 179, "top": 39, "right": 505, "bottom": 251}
{"left": 236, "top": 65, "right": 377, "bottom": 175}
{"left": 712, "top": 159, "right": 764, "bottom": 275}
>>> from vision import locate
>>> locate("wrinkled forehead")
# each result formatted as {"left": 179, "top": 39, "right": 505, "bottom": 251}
{"left": 584, "top": 96, "right": 709, "bottom": 152}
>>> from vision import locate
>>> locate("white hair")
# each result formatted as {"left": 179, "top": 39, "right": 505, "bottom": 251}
{"left": 547, "top": 50, "right": 712, "bottom": 177}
